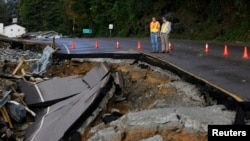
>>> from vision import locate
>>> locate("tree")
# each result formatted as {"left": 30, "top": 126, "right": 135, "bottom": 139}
{"left": 43, "top": 0, "right": 65, "bottom": 33}
{"left": 19, "top": 0, "right": 66, "bottom": 33}
{"left": 64, "top": 0, "right": 90, "bottom": 36}
{"left": 0, "top": 0, "right": 7, "bottom": 23}
{"left": 18, "top": 0, "right": 44, "bottom": 31}
{"left": 17, "top": 0, "right": 250, "bottom": 41}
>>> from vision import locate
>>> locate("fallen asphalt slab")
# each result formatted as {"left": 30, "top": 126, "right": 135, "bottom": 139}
{"left": 18, "top": 62, "right": 122, "bottom": 141}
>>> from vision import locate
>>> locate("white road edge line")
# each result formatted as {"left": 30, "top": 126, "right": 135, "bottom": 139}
{"left": 31, "top": 107, "right": 50, "bottom": 141}
{"left": 34, "top": 83, "right": 44, "bottom": 102}
{"left": 63, "top": 43, "right": 70, "bottom": 54}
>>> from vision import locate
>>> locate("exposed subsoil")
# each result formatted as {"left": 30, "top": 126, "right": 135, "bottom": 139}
{"left": 43, "top": 59, "right": 208, "bottom": 141}
{"left": 0, "top": 42, "right": 214, "bottom": 141}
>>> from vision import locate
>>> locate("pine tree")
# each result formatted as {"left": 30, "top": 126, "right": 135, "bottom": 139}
{"left": 0, "top": 0, "right": 8, "bottom": 24}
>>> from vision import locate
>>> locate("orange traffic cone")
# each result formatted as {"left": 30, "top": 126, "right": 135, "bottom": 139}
{"left": 71, "top": 41, "right": 75, "bottom": 49}
{"left": 95, "top": 40, "right": 99, "bottom": 48}
{"left": 205, "top": 42, "right": 209, "bottom": 53}
{"left": 116, "top": 41, "right": 120, "bottom": 49}
{"left": 137, "top": 40, "right": 141, "bottom": 50}
{"left": 223, "top": 44, "right": 229, "bottom": 56}
{"left": 168, "top": 41, "right": 173, "bottom": 50}
{"left": 242, "top": 46, "right": 249, "bottom": 59}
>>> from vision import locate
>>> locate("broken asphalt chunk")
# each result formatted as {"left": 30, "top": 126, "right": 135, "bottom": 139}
{"left": 19, "top": 62, "right": 119, "bottom": 141}
{"left": 17, "top": 75, "right": 88, "bottom": 106}
{"left": 82, "top": 61, "right": 111, "bottom": 88}
{"left": 24, "top": 74, "right": 112, "bottom": 141}
{"left": 18, "top": 62, "right": 112, "bottom": 106}
{"left": 112, "top": 70, "right": 124, "bottom": 89}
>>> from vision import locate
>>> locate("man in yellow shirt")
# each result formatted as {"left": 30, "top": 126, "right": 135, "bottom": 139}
{"left": 150, "top": 17, "right": 160, "bottom": 53}
{"left": 160, "top": 17, "right": 171, "bottom": 53}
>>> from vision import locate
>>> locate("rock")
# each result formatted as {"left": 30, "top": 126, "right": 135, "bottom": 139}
{"left": 177, "top": 105, "right": 235, "bottom": 132}
{"left": 6, "top": 101, "right": 27, "bottom": 123}
{"left": 88, "top": 105, "right": 235, "bottom": 140}
{"left": 102, "top": 113, "right": 118, "bottom": 124}
{"left": 88, "top": 127, "right": 124, "bottom": 141}
{"left": 138, "top": 135, "right": 163, "bottom": 141}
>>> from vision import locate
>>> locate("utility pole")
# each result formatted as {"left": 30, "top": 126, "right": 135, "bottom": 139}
{"left": 72, "top": 17, "right": 75, "bottom": 37}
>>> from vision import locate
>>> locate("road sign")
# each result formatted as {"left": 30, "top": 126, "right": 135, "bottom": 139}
{"left": 82, "top": 29, "right": 92, "bottom": 34}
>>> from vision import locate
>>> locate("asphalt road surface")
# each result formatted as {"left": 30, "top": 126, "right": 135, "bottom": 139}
{"left": 54, "top": 38, "right": 250, "bottom": 102}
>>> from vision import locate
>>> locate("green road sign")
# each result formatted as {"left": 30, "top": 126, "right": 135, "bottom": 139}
{"left": 82, "top": 29, "right": 92, "bottom": 34}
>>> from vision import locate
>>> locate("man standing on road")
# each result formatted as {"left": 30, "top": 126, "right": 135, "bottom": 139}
{"left": 150, "top": 17, "right": 160, "bottom": 53}
{"left": 160, "top": 17, "right": 171, "bottom": 53}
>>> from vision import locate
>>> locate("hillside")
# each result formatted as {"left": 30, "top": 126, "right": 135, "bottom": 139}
{"left": 1, "top": 0, "right": 250, "bottom": 43}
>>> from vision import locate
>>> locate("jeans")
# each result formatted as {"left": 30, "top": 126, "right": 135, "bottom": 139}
{"left": 150, "top": 32, "right": 159, "bottom": 52}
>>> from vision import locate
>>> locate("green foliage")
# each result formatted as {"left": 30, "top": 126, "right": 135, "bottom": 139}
{"left": 0, "top": 0, "right": 7, "bottom": 23}
{"left": 0, "top": 0, "right": 17, "bottom": 24}
{"left": 15, "top": 0, "right": 250, "bottom": 42}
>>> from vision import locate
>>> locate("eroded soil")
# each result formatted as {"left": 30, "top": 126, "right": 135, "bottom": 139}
{"left": 44, "top": 59, "right": 208, "bottom": 141}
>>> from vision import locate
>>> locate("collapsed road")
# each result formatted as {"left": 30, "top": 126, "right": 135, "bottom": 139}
{"left": 0, "top": 38, "right": 249, "bottom": 141}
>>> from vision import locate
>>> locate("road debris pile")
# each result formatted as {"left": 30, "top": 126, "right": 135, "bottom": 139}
{"left": 0, "top": 42, "right": 237, "bottom": 141}
{"left": 21, "top": 61, "right": 120, "bottom": 141}
{"left": 0, "top": 43, "right": 123, "bottom": 140}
